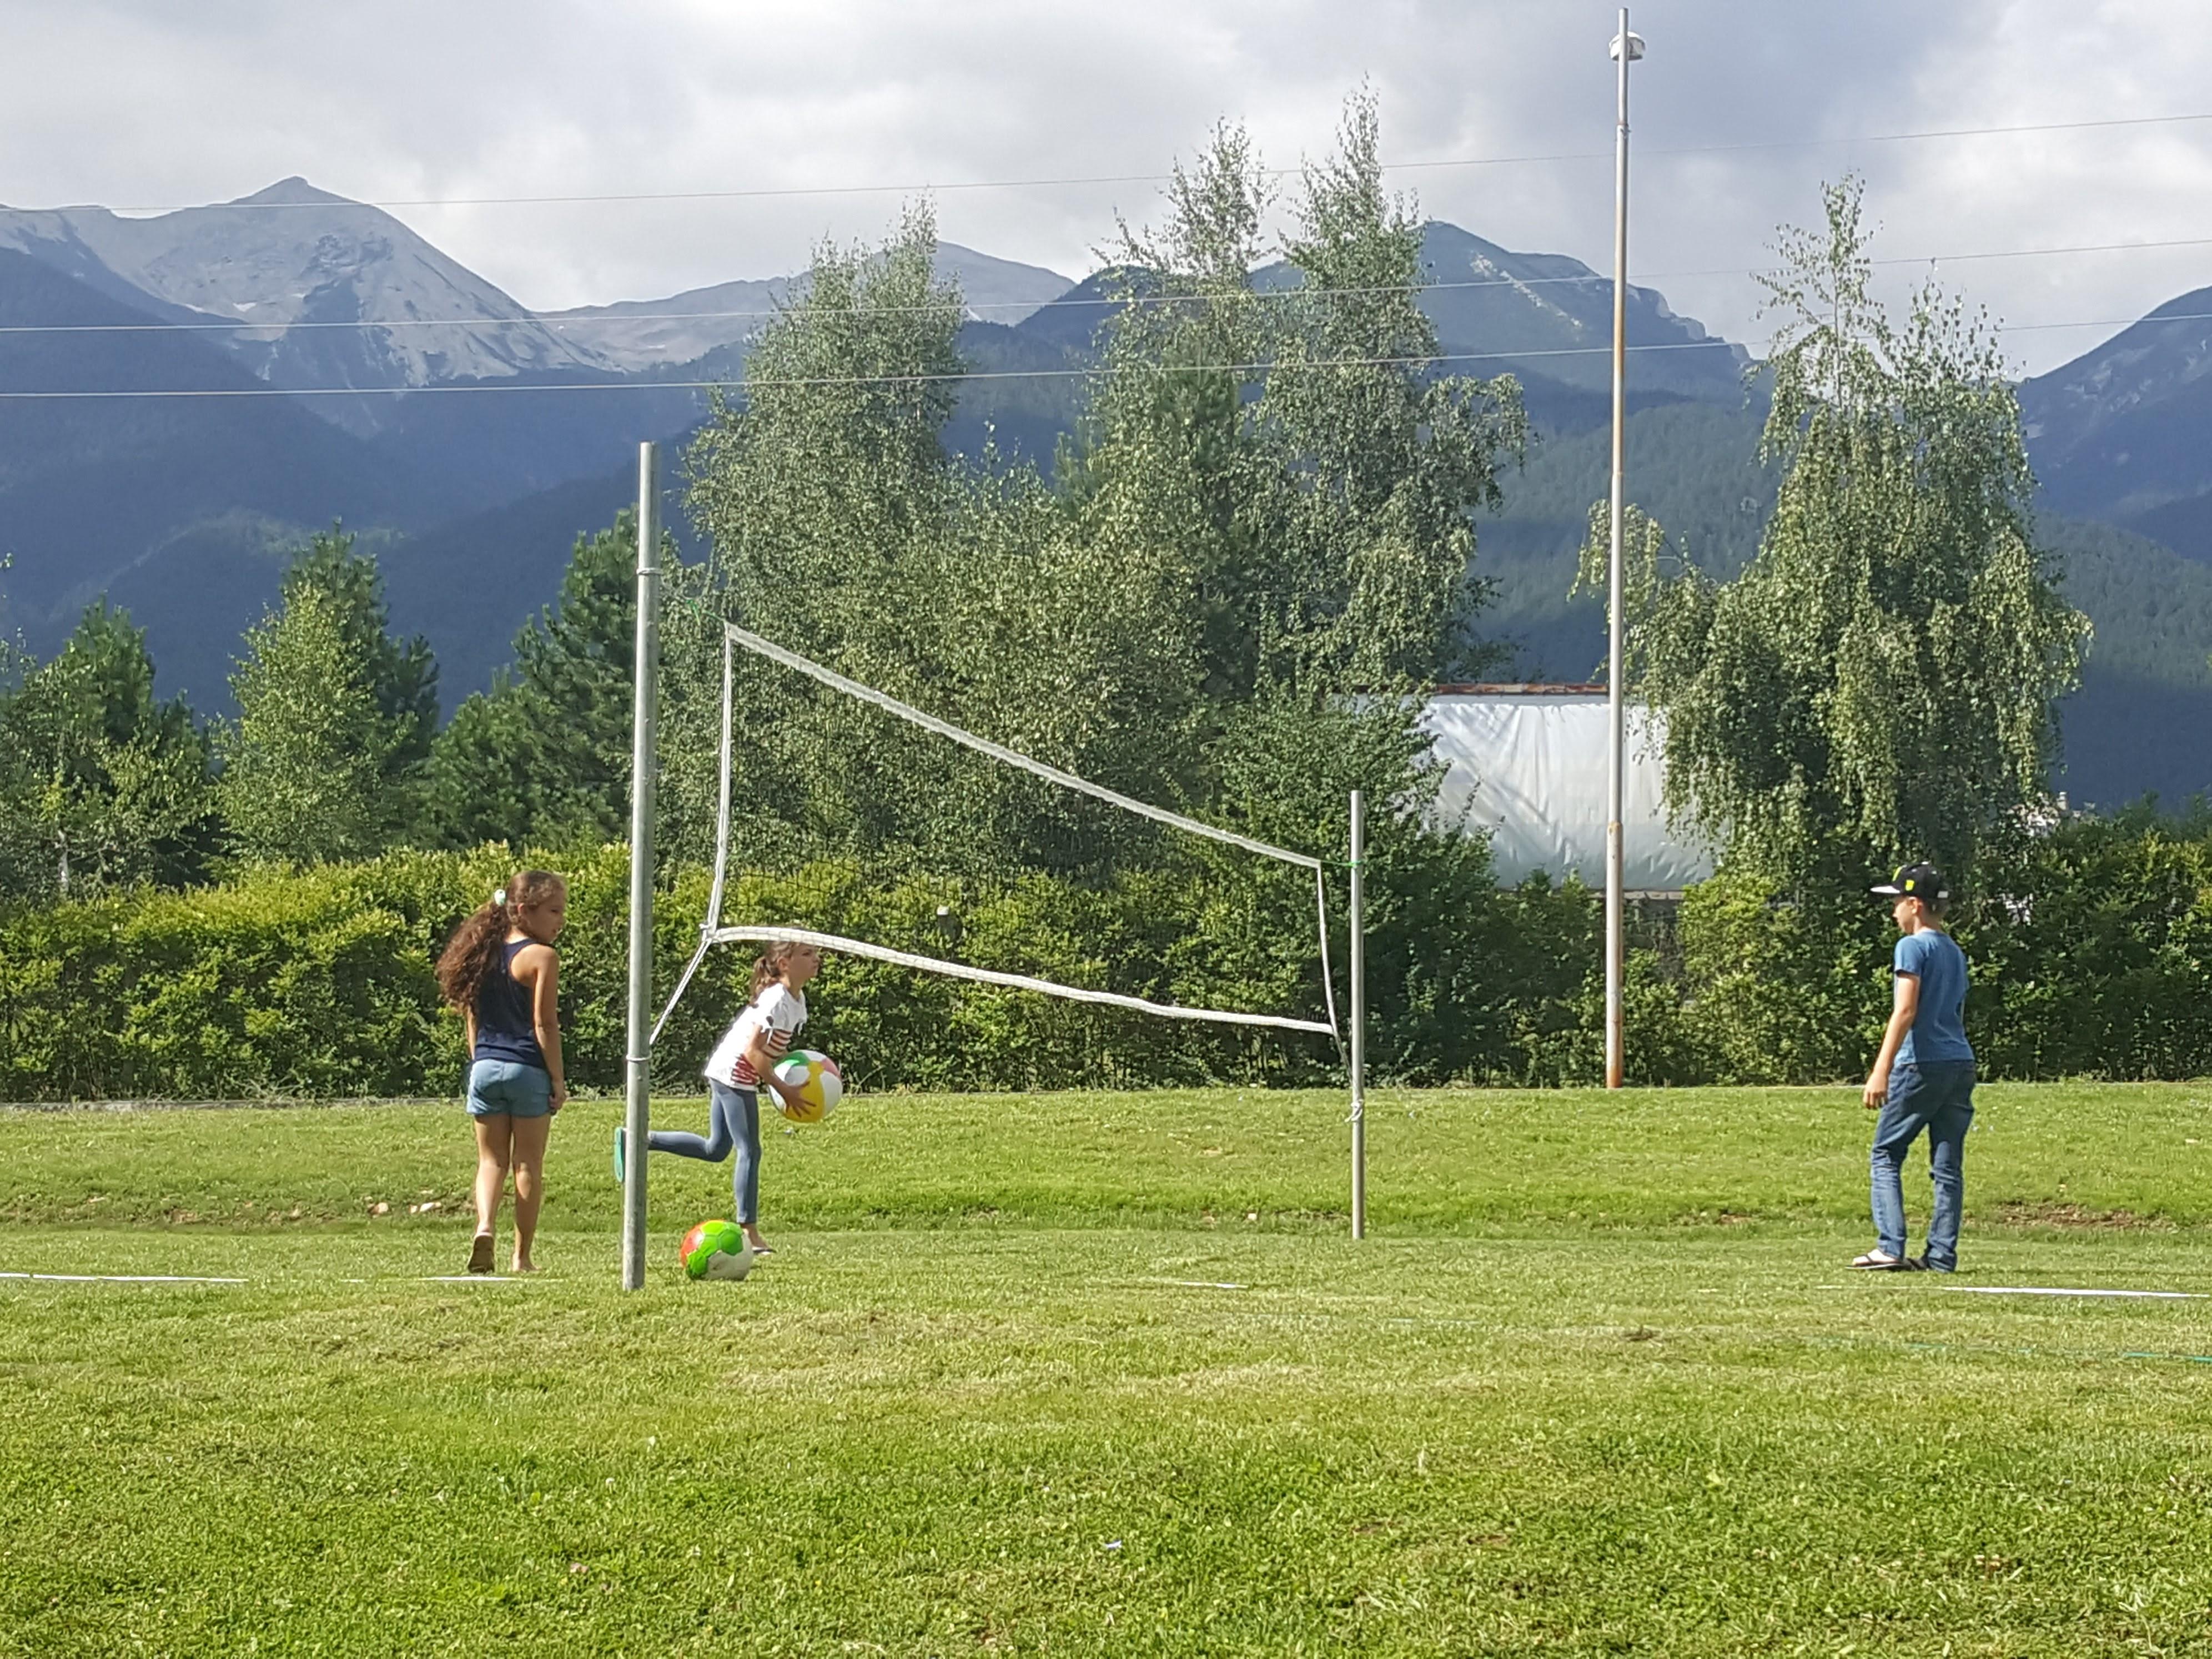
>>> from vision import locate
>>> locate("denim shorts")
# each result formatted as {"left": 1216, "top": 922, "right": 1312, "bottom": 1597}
{"left": 467, "top": 1058, "right": 553, "bottom": 1119}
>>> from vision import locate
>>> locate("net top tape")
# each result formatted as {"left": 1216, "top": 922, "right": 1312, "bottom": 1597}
{"left": 725, "top": 624, "right": 1322, "bottom": 872}
{"left": 708, "top": 925, "right": 1336, "bottom": 1035}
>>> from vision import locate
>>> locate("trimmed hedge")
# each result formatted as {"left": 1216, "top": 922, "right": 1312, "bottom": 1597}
{"left": 1964, "top": 815, "right": 2212, "bottom": 1080}
{"left": 1612, "top": 812, "right": 2212, "bottom": 1086}
{"left": 0, "top": 852, "right": 492, "bottom": 1101}
{"left": 3, "top": 815, "right": 2206, "bottom": 1102}
{"left": 0, "top": 839, "right": 1594, "bottom": 1100}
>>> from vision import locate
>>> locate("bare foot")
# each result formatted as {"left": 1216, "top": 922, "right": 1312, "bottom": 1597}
{"left": 511, "top": 1260, "right": 542, "bottom": 1274}
{"left": 743, "top": 1229, "right": 771, "bottom": 1255}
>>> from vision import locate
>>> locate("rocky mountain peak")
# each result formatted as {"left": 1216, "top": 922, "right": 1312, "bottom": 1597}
{"left": 229, "top": 176, "right": 356, "bottom": 208}
{"left": 0, "top": 179, "right": 617, "bottom": 434}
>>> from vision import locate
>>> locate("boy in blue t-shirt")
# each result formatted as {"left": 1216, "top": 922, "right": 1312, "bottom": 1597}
{"left": 1852, "top": 863, "right": 1975, "bottom": 1273}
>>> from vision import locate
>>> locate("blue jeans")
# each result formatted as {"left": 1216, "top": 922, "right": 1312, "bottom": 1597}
{"left": 646, "top": 1082, "right": 761, "bottom": 1225}
{"left": 1871, "top": 1060, "right": 1975, "bottom": 1268}
{"left": 467, "top": 1058, "right": 552, "bottom": 1119}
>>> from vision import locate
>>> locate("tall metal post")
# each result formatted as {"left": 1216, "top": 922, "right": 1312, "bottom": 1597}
{"left": 620, "top": 442, "right": 661, "bottom": 1290}
{"left": 1348, "top": 789, "right": 1366, "bottom": 1240}
{"left": 1605, "top": 12, "right": 1643, "bottom": 1092}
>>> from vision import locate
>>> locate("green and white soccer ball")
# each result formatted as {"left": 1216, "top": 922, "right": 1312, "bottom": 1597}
{"left": 680, "top": 1218, "right": 752, "bottom": 1281}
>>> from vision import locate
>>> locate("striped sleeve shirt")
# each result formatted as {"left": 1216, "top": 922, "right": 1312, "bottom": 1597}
{"left": 703, "top": 986, "right": 808, "bottom": 1088}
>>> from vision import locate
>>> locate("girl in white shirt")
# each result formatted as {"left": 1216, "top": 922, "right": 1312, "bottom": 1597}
{"left": 616, "top": 940, "right": 820, "bottom": 1255}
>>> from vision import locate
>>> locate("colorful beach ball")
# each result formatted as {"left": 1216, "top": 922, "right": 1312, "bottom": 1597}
{"left": 770, "top": 1050, "right": 844, "bottom": 1123}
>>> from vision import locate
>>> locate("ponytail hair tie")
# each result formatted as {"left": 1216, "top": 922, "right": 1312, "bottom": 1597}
{"left": 492, "top": 887, "right": 509, "bottom": 908}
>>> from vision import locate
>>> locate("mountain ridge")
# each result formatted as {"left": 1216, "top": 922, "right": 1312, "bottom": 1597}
{"left": 545, "top": 243, "right": 1076, "bottom": 372}
{"left": 2, "top": 177, "right": 2208, "bottom": 803}
{"left": 0, "top": 178, "right": 615, "bottom": 435}
{"left": 2017, "top": 285, "right": 2212, "bottom": 531}
{"left": 0, "top": 247, "right": 449, "bottom": 653}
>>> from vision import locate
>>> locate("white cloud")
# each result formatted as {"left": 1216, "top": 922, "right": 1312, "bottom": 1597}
{"left": 6, "top": 0, "right": 2209, "bottom": 371}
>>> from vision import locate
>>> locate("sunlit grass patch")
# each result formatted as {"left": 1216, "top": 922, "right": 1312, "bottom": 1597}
{"left": 2, "top": 1084, "right": 2210, "bottom": 1655}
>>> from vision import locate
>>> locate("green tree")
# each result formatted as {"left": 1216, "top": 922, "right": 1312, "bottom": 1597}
{"left": 0, "top": 604, "right": 215, "bottom": 899}
{"left": 215, "top": 532, "right": 439, "bottom": 863}
{"left": 665, "top": 96, "right": 1529, "bottom": 1060}
{"left": 686, "top": 203, "right": 964, "bottom": 670}
{"left": 671, "top": 95, "right": 1529, "bottom": 879}
{"left": 669, "top": 217, "right": 916, "bottom": 867}
{"left": 218, "top": 586, "right": 400, "bottom": 864}
{"left": 283, "top": 529, "right": 439, "bottom": 775}
{"left": 1078, "top": 94, "right": 1526, "bottom": 707}
{"left": 1255, "top": 93, "right": 1528, "bottom": 690}
{"left": 1054, "top": 94, "right": 1529, "bottom": 929}
{"left": 1588, "top": 178, "right": 2089, "bottom": 888}
{"left": 668, "top": 203, "right": 1160, "bottom": 875}
{"left": 423, "top": 513, "right": 651, "bottom": 849}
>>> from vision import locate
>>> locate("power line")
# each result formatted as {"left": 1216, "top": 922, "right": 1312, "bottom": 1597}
{"left": 0, "top": 275, "right": 1697, "bottom": 336}
{"left": 0, "top": 338, "right": 1747, "bottom": 400}
{"left": 6, "top": 298, "right": 2197, "bottom": 401}
{"left": 1627, "top": 110, "right": 2212, "bottom": 160}
{"left": 5, "top": 298, "right": 2206, "bottom": 400}
{"left": 9, "top": 280, "right": 1511, "bottom": 336}
{"left": 5, "top": 235, "right": 2210, "bottom": 339}
{"left": 30, "top": 304, "right": 2212, "bottom": 401}
{"left": 24, "top": 112, "right": 2212, "bottom": 217}
{"left": 1887, "top": 234, "right": 2212, "bottom": 267}
{"left": 1993, "top": 309, "right": 2212, "bottom": 334}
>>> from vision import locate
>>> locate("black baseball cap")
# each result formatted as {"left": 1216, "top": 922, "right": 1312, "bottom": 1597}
{"left": 1871, "top": 863, "right": 1949, "bottom": 901}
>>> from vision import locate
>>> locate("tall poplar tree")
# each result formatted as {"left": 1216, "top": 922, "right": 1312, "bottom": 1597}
{"left": 1070, "top": 92, "right": 1527, "bottom": 858}
{"left": 217, "top": 535, "right": 435, "bottom": 863}
{"left": 218, "top": 587, "right": 396, "bottom": 864}
{"left": 282, "top": 529, "right": 439, "bottom": 777}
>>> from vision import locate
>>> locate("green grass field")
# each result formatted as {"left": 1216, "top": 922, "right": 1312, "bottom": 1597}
{"left": 4, "top": 1083, "right": 2212, "bottom": 1656}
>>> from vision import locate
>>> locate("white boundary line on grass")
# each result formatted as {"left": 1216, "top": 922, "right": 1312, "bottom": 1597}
{"left": 1944, "top": 1285, "right": 2205, "bottom": 1300}
{"left": 2, "top": 1273, "right": 548, "bottom": 1286}
{"left": 0, "top": 1283, "right": 244, "bottom": 1291}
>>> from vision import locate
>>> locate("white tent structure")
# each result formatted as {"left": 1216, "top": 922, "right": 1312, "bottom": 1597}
{"left": 1422, "top": 686, "right": 1713, "bottom": 893}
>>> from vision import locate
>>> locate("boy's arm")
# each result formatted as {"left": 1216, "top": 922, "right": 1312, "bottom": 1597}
{"left": 1862, "top": 971, "right": 1922, "bottom": 1109}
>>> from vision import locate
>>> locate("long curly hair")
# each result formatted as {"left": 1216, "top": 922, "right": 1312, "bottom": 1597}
{"left": 435, "top": 869, "right": 565, "bottom": 1011}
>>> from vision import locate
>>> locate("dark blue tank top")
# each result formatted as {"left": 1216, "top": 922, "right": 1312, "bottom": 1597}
{"left": 473, "top": 939, "right": 546, "bottom": 1069}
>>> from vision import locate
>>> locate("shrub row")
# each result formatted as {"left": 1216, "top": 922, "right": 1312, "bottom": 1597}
{"left": 0, "top": 837, "right": 1585, "bottom": 1100}
{"left": 1, "top": 814, "right": 2205, "bottom": 1101}
{"left": 1612, "top": 812, "right": 2212, "bottom": 1085}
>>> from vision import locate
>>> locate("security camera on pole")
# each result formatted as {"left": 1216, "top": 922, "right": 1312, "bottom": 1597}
{"left": 1605, "top": 11, "right": 1643, "bottom": 1092}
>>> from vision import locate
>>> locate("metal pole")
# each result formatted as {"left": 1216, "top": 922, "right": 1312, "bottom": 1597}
{"left": 1605, "top": 11, "right": 1641, "bottom": 1092}
{"left": 620, "top": 442, "right": 661, "bottom": 1290}
{"left": 1349, "top": 788, "right": 1366, "bottom": 1240}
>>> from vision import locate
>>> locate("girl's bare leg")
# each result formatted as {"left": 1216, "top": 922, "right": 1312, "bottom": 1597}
{"left": 473, "top": 1115, "right": 513, "bottom": 1244}
{"left": 509, "top": 1114, "right": 554, "bottom": 1271}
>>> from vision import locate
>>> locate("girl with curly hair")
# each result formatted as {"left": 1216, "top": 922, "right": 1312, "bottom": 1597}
{"left": 435, "top": 869, "right": 568, "bottom": 1274}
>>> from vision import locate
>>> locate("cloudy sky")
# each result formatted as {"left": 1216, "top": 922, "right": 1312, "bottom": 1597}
{"left": 11, "top": 0, "right": 2210, "bottom": 373}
